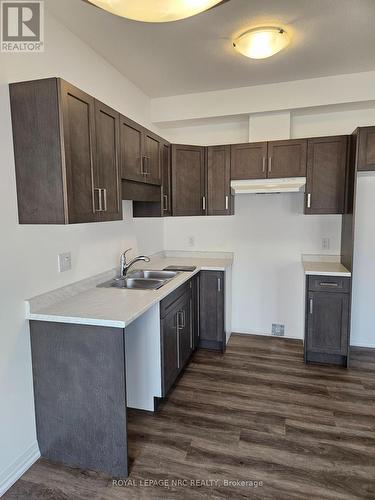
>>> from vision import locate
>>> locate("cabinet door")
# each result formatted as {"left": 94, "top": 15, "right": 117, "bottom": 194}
{"left": 171, "top": 144, "right": 206, "bottom": 216}
{"left": 192, "top": 274, "right": 200, "bottom": 350}
{"left": 305, "top": 136, "right": 348, "bottom": 214}
{"left": 207, "top": 145, "right": 231, "bottom": 215}
{"left": 94, "top": 101, "right": 122, "bottom": 221}
{"left": 161, "top": 308, "right": 179, "bottom": 396}
{"left": 161, "top": 143, "right": 172, "bottom": 216}
{"left": 59, "top": 80, "right": 97, "bottom": 224}
{"left": 119, "top": 115, "right": 144, "bottom": 183}
{"left": 231, "top": 142, "right": 267, "bottom": 180}
{"left": 144, "top": 131, "right": 161, "bottom": 185}
{"left": 199, "top": 271, "right": 225, "bottom": 351}
{"left": 267, "top": 139, "right": 307, "bottom": 178}
{"left": 178, "top": 294, "right": 193, "bottom": 369}
{"left": 306, "top": 291, "right": 349, "bottom": 356}
{"left": 357, "top": 126, "right": 375, "bottom": 171}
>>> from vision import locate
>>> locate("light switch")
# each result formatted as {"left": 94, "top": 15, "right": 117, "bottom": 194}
{"left": 322, "top": 238, "right": 330, "bottom": 250}
{"left": 58, "top": 252, "right": 72, "bottom": 272}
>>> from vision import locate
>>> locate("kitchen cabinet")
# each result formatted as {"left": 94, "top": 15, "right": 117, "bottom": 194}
{"left": 94, "top": 100, "right": 122, "bottom": 222}
{"left": 30, "top": 321, "right": 128, "bottom": 477}
{"left": 305, "top": 275, "right": 351, "bottom": 366}
{"left": 199, "top": 271, "right": 225, "bottom": 352}
{"left": 305, "top": 136, "right": 348, "bottom": 215}
{"left": 120, "top": 116, "right": 162, "bottom": 185}
{"left": 207, "top": 145, "right": 231, "bottom": 215}
{"left": 119, "top": 115, "right": 144, "bottom": 183}
{"left": 160, "top": 280, "right": 194, "bottom": 396}
{"left": 231, "top": 139, "right": 306, "bottom": 180}
{"left": 10, "top": 78, "right": 122, "bottom": 224}
{"left": 356, "top": 126, "right": 375, "bottom": 171}
{"left": 171, "top": 144, "right": 206, "bottom": 216}
{"left": 231, "top": 142, "right": 267, "bottom": 180}
{"left": 161, "top": 142, "right": 172, "bottom": 216}
{"left": 267, "top": 139, "right": 307, "bottom": 178}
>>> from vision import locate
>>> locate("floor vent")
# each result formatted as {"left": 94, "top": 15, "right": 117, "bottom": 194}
{"left": 272, "top": 324, "right": 285, "bottom": 336}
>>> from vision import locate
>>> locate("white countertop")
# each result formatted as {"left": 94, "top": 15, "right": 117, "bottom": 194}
{"left": 302, "top": 260, "right": 351, "bottom": 277}
{"left": 27, "top": 253, "right": 233, "bottom": 329}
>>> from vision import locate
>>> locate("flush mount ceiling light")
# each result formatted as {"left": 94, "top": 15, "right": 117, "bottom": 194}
{"left": 86, "top": 0, "right": 224, "bottom": 22}
{"left": 233, "top": 27, "right": 290, "bottom": 59}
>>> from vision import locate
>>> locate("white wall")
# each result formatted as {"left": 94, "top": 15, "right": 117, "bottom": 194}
{"left": 0, "top": 11, "right": 164, "bottom": 494}
{"left": 351, "top": 172, "right": 375, "bottom": 348}
{"left": 164, "top": 197, "right": 341, "bottom": 338}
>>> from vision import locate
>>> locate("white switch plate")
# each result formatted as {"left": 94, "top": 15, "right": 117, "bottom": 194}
{"left": 58, "top": 252, "right": 72, "bottom": 272}
{"left": 322, "top": 238, "right": 330, "bottom": 250}
{"left": 188, "top": 236, "right": 195, "bottom": 247}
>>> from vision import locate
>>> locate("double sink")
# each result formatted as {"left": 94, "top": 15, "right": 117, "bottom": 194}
{"left": 98, "top": 270, "right": 179, "bottom": 290}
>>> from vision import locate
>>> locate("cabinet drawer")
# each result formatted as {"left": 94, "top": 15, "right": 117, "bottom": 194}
{"left": 308, "top": 275, "right": 351, "bottom": 293}
{"left": 160, "top": 279, "right": 192, "bottom": 318}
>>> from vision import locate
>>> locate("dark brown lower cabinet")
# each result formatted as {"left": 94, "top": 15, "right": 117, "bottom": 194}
{"left": 29, "top": 321, "right": 128, "bottom": 477}
{"left": 305, "top": 275, "right": 351, "bottom": 366}
{"left": 199, "top": 271, "right": 225, "bottom": 352}
{"left": 160, "top": 280, "right": 194, "bottom": 396}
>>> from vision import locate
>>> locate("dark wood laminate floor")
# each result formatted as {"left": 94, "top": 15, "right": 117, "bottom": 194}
{"left": 5, "top": 334, "right": 375, "bottom": 499}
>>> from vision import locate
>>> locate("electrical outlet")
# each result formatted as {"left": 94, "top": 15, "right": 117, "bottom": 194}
{"left": 322, "top": 238, "right": 330, "bottom": 250}
{"left": 58, "top": 252, "right": 72, "bottom": 272}
{"left": 188, "top": 236, "right": 195, "bottom": 247}
{"left": 272, "top": 324, "right": 285, "bottom": 336}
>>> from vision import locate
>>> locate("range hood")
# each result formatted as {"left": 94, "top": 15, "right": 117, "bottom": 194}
{"left": 231, "top": 177, "right": 306, "bottom": 195}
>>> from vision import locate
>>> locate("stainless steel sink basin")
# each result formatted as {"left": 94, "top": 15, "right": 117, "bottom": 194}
{"left": 128, "top": 270, "right": 178, "bottom": 280}
{"left": 98, "top": 277, "right": 165, "bottom": 290}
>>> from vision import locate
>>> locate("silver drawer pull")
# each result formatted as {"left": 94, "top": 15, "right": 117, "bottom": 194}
{"left": 262, "top": 157, "right": 266, "bottom": 173}
{"left": 163, "top": 195, "right": 168, "bottom": 211}
{"left": 309, "top": 298, "right": 313, "bottom": 315}
{"left": 319, "top": 282, "right": 339, "bottom": 287}
{"left": 225, "top": 196, "right": 229, "bottom": 211}
{"left": 268, "top": 157, "right": 272, "bottom": 174}
{"left": 217, "top": 278, "right": 221, "bottom": 292}
{"left": 307, "top": 193, "right": 311, "bottom": 208}
{"left": 94, "top": 188, "right": 103, "bottom": 212}
{"left": 202, "top": 196, "right": 206, "bottom": 211}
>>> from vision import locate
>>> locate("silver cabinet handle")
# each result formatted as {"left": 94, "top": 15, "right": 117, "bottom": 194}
{"left": 309, "top": 298, "right": 313, "bottom": 315}
{"left": 268, "top": 157, "right": 272, "bottom": 174}
{"left": 176, "top": 316, "right": 180, "bottom": 369}
{"left": 307, "top": 193, "right": 311, "bottom": 208}
{"left": 202, "top": 196, "right": 206, "bottom": 211}
{"left": 144, "top": 156, "right": 151, "bottom": 175}
{"left": 94, "top": 188, "right": 103, "bottom": 212}
{"left": 319, "top": 282, "right": 339, "bottom": 287}
{"left": 262, "top": 157, "right": 266, "bottom": 173}
{"left": 217, "top": 278, "right": 221, "bottom": 292}
{"left": 225, "top": 196, "right": 229, "bottom": 211}
{"left": 102, "top": 188, "right": 107, "bottom": 212}
{"left": 163, "top": 194, "right": 168, "bottom": 212}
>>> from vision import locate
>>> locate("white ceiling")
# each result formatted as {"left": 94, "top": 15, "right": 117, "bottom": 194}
{"left": 46, "top": 0, "right": 375, "bottom": 98}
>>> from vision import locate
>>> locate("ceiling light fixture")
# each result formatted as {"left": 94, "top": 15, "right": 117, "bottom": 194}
{"left": 233, "top": 27, "right": 290, "bottom": 59}
{"left": 86, "top": 0, "right": 224, "bottom": 22}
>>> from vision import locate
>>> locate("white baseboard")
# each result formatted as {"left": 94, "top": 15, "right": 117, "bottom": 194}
{"left": 350, "top": 341, "right": 375, "bottom": 349}
{"left": 232, "top": 330, "right": 303, "bottom": 341}
{"left": 0, "top": 441, "right": 40, "bottom": 497}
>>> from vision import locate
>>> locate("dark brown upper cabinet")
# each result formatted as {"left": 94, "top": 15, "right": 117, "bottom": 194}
{"left": 267, "top": 139, "right": 307, "bottom": 178}
{"left": 207, "top": 145, "right": 231, "bottom": 215}
{"left": 231, "top": 139, "right": 307, "bottom": 180}
{"left": 231, "top": 142, "right": 267, "bottom": 180}
{"left": 357, "top": 126, "right": 375, "bottom": 171}
{"left": 94, "top": 100, "right": 122, "bottom": 222}
{"left": 9, "top": 78, "right": 122, "bottom": 224}
{"left": 120, "top": 116, "right": 162, "bottom": 185}
{"left": 171, "top": 144, "right": 206, "bottom": 216}
{"left": 161, "top": 142, "right": 172, "bottom": 216}
{"left": 305, "top": 136, "right": 348, "bottom": 215}
{"left": 143, "top": 130, "right": 162, "bottom": 185}
{"left": 119, "top": 115, "right": 144, "bottom": 183}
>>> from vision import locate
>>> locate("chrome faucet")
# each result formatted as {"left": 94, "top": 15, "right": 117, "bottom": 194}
{"left": 120, "top": 248, "right": 150, "bottom": 278}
